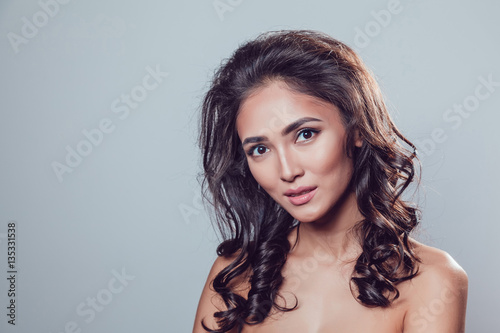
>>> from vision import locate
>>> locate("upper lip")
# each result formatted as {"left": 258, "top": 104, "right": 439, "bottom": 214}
{"left": 284, "top": 186, "right": 317, "bottom": 196}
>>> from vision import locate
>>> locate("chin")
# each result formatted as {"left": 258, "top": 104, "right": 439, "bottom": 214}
{"left": 286, "top": 206, "right": 326, "bottom": 224}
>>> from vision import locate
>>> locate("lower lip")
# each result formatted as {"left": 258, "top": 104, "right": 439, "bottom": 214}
{"left": 287, "top": 188, "right": 317, "bottom": 206}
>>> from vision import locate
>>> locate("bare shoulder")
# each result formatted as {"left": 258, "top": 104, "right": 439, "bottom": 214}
{"left": 192, "top": 253, "right": 250, "bottom": 333}
{"left": 409, "top": 238, "right": 468, "bottom": 286}
{"left": 402, "top": 238, "right": 468, "bottom": 333}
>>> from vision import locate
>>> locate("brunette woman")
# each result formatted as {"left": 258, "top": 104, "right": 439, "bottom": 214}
{"left": 193, "top": 30, "right": 468, "bottom": 333}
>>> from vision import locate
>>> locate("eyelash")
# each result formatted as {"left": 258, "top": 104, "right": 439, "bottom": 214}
{"left": 246, "top": 128, "right": 320, "bottom": 157}
{"left": 296, "top": 128, "right": 319, "bottom": 142}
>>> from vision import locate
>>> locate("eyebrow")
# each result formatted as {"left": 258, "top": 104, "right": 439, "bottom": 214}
{"left": 241, "top": 117, "right": 322, "bottom": 146}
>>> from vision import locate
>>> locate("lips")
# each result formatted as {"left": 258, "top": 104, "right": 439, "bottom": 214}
{"left": 285, "top": 186, "right": 317, "bottom": 206}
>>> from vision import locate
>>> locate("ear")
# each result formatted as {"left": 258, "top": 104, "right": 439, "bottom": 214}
{"left": 354, "top": 128, "right": 363, "bottom": 148}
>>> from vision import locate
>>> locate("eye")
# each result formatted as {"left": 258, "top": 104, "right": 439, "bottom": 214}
{"left": 296, "top": 128, "right": 318, "bottom": 142}
{"left": 248, "top": 145, "right": 269, "bottom": 156}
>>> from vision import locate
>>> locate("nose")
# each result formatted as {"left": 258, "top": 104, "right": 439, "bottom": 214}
{"left": 277, "top": 148, "right": 304, "bottom": 182}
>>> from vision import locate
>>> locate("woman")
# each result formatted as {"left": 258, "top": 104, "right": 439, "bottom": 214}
{"left": 193, "top": 30, "right": 468, "bottom": 333}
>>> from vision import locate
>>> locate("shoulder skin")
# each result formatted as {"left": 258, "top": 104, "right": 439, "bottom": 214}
{"left": 402, "top": 239, "right": 468, "bottom": 333}
{"left": 193, "top": 254, "right": 250, "bottom": 333}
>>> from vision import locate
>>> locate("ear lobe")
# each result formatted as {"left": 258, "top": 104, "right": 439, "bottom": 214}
{"left": 354, "top": 129, "right": 363, "bottom": 147}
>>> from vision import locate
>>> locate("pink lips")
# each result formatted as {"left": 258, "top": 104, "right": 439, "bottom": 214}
{"left": 284, "top": 186, "right": 317, "bottom": 206}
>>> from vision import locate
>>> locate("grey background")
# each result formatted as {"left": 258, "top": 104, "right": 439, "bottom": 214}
{"left": 0, "top": 0, "right": 498, "bottom": 332}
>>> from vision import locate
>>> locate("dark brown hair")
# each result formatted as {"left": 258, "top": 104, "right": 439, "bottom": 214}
{"left": 199, "top": 29, "right": 421, "bottom": 332}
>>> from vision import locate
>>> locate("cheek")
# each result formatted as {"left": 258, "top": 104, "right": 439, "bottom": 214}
{"left": 248, "top": 160, "right": 276, "bottom": 190}
{"left": 306, "top": 140, "right": 348, "bottom": 176}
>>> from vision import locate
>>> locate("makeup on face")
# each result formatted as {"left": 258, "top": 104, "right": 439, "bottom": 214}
{"left": 236, "top": 81, "right": 359, "bottom": 224}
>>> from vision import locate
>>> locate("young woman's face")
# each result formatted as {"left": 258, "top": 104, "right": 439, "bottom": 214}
{"left": 236, "top": 81, "right": 361, "bottom": 223}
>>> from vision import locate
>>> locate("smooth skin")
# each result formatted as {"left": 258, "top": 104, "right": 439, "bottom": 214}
{"left": 193, "top": 81, "right": 468, "bottom": 333}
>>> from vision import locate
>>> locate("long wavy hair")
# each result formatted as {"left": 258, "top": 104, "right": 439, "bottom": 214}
{"left": 199, "top": 30, "right": 421, "bottom": 332}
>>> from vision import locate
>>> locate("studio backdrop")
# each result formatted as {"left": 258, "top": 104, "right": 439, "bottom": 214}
{"left": 0, "top": 0, "right": 498, "bottom": 332}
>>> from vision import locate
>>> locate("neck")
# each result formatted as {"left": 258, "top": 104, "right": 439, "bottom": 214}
{"left": 290, "top": 190, "right": 364, "bottom": 264}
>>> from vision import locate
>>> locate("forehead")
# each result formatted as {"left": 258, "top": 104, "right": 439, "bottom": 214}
{"left": 236, "top": 81, "right": 343, "bottom": 138}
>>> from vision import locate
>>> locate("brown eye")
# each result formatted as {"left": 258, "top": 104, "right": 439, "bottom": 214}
{"left": 257, "top": 146, "right": 267, "bottom": 154}
{"left": 297, "top": 129, "right": 318, "bottom": 142}
{"left": 249, "top": 145, "right": 269, "bottom": 156}
{"left": 302, "top": 130, "right": 313, "bottom": 139}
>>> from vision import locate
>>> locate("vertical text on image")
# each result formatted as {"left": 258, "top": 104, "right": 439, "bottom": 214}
{"left": 6, "top": 221, "right": 17, "bottom": 325}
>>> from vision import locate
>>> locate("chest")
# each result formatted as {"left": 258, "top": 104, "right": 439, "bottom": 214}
{"left": 241, "top": 263, "right": 407, "bottom": 333}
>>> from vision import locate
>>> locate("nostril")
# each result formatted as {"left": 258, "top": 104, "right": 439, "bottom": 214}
{"left": 280, "top": 170, "right": 300, "bottom": 183}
